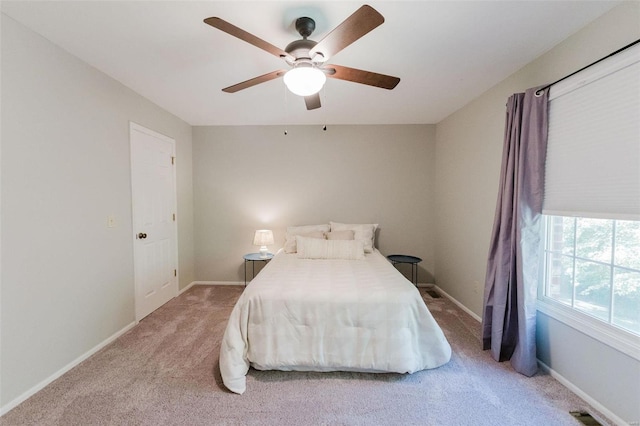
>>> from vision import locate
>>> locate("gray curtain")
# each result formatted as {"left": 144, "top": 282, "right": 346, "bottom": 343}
{"left": 482, "top": 86, "right": 548, "bottom": 376}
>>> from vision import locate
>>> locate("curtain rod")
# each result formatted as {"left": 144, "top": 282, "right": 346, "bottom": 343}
{"left": 535, "top": 38, "right": 640, "bottom": 96}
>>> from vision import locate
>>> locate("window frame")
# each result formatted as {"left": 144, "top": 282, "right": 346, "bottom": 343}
{"left": 538, "top": 215, "right": 640, "bottom": 361}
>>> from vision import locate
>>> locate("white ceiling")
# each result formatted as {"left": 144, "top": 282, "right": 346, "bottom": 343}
{"left": 1, "top": 1, "right": 620, "bottom": 126}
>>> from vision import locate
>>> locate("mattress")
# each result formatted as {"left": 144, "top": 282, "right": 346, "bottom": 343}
{"left": 219, "top": 249, "right": 452, "bottom": 394}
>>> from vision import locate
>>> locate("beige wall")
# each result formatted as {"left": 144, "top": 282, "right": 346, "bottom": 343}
{"left": 2, "top": 1, "right": 638, "bottom": 422}
{"left": 0, "top": 15, "right": 194, "bottom": 408}
{"left": 193, "top": 124, "right": 436, "bottom": 283}
{"left": 435, "top": 1, "right": 640, "bottom": 315}
{"left": 434, "top": 2, "right": 640, "bottom": 423}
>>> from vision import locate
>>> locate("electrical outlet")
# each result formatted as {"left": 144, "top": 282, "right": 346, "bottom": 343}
{"left": 107, "top": 215, "right": 116, "bottom": 228}
{"left": 473, "top": 280, "right": 480, "bottom": 294}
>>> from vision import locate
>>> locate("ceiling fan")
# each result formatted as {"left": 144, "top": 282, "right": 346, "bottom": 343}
{"left": 204, "top": 5, "right": 400, "bottom": 110}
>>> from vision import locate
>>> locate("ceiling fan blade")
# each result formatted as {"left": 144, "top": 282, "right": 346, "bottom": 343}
{"left": 325, "top": 64, "right": 400, "bottom": 90}
{"left": 204, "top": 17, "right": 293, "bottom": 62}
{"left": 309, "top": 5, "right": 384, "bottom": 63}
{"left": 222, "top": 70, "right": 287, "bottom": 93}
{"left": 304, "top": 93, "right": 321, "bottom": 110}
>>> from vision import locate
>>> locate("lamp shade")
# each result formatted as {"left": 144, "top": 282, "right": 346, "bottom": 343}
{"left": 253, "top": 229, "right": 274, "bottom": 258}
{"left": 283, "top": 66, "right": 326, "bottom": 97}
{"left": 253, "top": 230, "right": 274, "bottom": 246}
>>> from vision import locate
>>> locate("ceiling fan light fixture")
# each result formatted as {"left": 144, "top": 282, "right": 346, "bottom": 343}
{"left": 283, "top": 66, "right": 326, "bottom": 97}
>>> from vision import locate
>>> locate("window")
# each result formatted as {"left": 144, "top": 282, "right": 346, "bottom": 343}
{"left": 539, "top": 42, "right": 640, "bottom": 359}
{"left": 542, "top": 216, "right": 640, "bottom": 336}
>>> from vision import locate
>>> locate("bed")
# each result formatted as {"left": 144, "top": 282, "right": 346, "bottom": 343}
{"left": 219, "top": 223, "right": 452, "bottom": 394}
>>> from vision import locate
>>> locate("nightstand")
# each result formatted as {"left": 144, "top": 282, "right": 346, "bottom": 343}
{"left": 387, "top": 254, "right": 422, "bottom": 286}
{"left": 243, "top": 252, "right": 273, "bottom": 286}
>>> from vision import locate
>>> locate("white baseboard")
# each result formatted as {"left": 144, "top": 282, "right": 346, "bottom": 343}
{"left": 178, "top": 281, "right": 196, "bottom": 295}
{"left": 537, "top": 360, "right": 630, "bottom": 426}
{"left": 195, "top": 281, "right": 432, "bottom": 288}
{"left": 179, "top": 281, "right": 244, "bottom": 295}
{"left": 430, "top": 285, "right": 630, "bottom": 423}
{"left": 433, "top": 285, "right": 629, "bottom": 424}
{"left": 0, "top": 321, "right": 137, "bottom": 416}
{"left": 5, "top": 282, "right": 624, "bottom": 425}
{"left": 190, "top": 280, "right": 244, "bottom": 286}
{"left": 431, "top": 284, "right": 482, "bottom": 322}
{"left": 180, "top": 281, "right": 245, "bottom": 294}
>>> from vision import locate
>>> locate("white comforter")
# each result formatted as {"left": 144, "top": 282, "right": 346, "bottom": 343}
{"left": 220, "top": 249, "right": 452, "bottom": 394}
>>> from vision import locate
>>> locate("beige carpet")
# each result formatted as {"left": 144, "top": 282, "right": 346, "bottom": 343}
{"left": 2, "top": 285, "right": 610, "bottom": 425}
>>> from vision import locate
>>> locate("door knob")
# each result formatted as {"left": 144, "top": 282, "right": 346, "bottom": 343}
{"left": 138, "top": 233, "right": 147, "bottom": 239}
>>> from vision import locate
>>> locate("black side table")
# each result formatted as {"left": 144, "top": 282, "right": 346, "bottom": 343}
{"left": 243, "top": 253, "right": 273, "bottom": 286}
{"left": 387, "top": 254, "right": 422, "bottom": 286}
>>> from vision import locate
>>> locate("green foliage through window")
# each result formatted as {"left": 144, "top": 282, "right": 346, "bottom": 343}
{"left": 543, "top": 216, "right": 640, "bottom": 335}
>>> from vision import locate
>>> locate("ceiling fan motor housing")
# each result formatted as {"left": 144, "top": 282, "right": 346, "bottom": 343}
{"left": 285, "top": 17, "right": 325, "bottom": 65}
{"left": 285, "top": 39, "right": 319, "bottom": 65}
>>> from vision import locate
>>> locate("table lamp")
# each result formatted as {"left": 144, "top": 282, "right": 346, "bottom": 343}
{"left": 253, "top": 230, "right": 274, "bottom": 258}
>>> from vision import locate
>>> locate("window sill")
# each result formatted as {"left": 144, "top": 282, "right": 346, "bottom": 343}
{"left": 537, "top": 297, "right": 640, "bottom": 362}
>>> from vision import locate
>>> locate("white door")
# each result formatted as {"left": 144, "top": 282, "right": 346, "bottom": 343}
{"left": 130, "top": 122, "right": 178, "bottom": 321}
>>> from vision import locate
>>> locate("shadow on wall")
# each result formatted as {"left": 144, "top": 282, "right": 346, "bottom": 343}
{"left": 241, "top": 259, "right": 270, "bottom": 285}
{"left": 391, "top": 263, "right": 435, "bottom": 286}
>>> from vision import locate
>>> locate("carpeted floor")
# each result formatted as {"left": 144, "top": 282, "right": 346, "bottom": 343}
{"left": 2, "top": 285, "right": 611, "bottom": 425}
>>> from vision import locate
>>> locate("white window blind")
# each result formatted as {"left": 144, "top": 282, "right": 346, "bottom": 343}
{"left": 543, "top": 43, "right": 640, "bottom": 220}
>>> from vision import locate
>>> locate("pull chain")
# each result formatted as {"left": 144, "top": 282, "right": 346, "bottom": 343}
{"left": 284, "top": 83, "right": 289, "bottom": 135}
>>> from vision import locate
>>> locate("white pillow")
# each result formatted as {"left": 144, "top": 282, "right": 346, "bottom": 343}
{"left": 329, "top": 221, "right": 378, "bottom": 253}
{"left": 296, "top": 236, "right": 365, "bottom": 260}
{"left": 283, "top": 224, "right": 330, "bottom": 253}
{"left": 326, "top": 230, "right": 355, "bottom": 240}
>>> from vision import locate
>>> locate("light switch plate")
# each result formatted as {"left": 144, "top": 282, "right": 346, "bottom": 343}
{"left": 107, "top": 215, "right": 116, "bottom": 228}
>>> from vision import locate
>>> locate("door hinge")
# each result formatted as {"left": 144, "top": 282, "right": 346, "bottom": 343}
{"left": 171, "top": 156, "right": 175, "bottom": 165}
{"left": 174, "top": 269, "right": 177, "bottom": 277}
{"left": 172, "top": 213, "right": 176, "bottom": 221}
